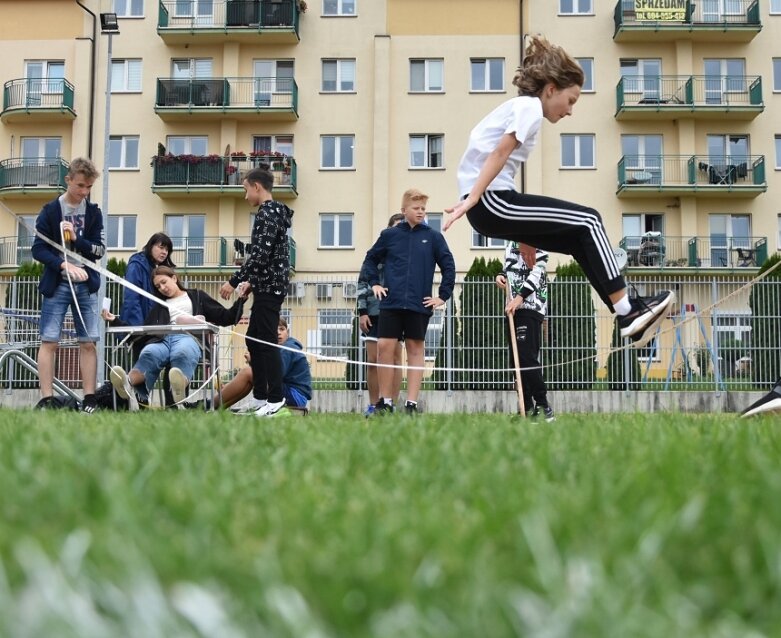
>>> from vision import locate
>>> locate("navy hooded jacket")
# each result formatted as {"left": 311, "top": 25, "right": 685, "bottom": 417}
{"left": 31, "top": 197, "right": 105, "bottom": 297}
{"left": 280, "top": 336, "right": 312, "bottom": 400}
{"left": 360, "top": 221, "right": 456, "bottom": 315}
{"left": 121, "top": 251, "right": 157, "bottom": 327}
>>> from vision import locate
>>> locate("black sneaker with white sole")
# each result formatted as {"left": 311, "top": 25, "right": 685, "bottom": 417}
{"left": 617, "top": 291, "right": 675, "bottom": 345}
{"left": 740, "top": 382, "right": 781, "bottom": 418}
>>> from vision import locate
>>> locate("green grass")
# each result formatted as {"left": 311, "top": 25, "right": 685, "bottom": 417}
{"left": 1, "top": 409, "right": 781, "bottom": 637}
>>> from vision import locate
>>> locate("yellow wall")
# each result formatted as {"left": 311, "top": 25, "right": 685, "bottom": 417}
{"left": 388, "top": 0, "right": 520, "bottom": 36}
{"left": 0, "top": 1, "right": 82, "bottom": 40}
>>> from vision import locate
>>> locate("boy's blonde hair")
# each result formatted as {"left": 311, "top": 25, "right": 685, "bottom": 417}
{"left": 512, "top": 35, "right": 584, "bottom": 97}
{"left": 401, "top": 188, "right": 428, "bottom": 209}
{"left": 67, "top": 157, "right": 100, "bottom": 180}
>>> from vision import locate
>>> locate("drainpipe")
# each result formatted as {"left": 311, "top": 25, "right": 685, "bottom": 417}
{"left": 519, "top": 0, "right": 525, "bottom": 194}
{"left": 76, "top": 1, "right": 97, "bottom": 159}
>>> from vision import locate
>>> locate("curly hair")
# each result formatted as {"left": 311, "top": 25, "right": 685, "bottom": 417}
{"left": 512, "top": 35, "right": 584, "bottom": 97}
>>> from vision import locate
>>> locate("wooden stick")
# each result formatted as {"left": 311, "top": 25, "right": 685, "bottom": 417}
{"left": 505, "top": 281, "right": 526, "bottom": 417}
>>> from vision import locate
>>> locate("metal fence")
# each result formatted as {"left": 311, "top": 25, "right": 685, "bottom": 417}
{"left": 1, "top": 274, "right": 779, "bottom": 394}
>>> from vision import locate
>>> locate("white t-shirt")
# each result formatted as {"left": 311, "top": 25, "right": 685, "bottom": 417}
{"left": 456, "top": 95, "right": 543, "bottom": 197}
{"left": 165, "top": 292, "right": 193, "bottom": 324}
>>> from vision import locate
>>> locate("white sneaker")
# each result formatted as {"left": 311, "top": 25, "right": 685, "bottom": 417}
{"left": 231, "top": 398, "right": 267, "bottom": 414}
{"left": 254, "top": 398, "right": 286, "bottom": 417}
{"left": 168, "top": 367, "right": 189, "bottom": 406}
{"left": 109, "top": 365, "right": 139, "bottom": 412}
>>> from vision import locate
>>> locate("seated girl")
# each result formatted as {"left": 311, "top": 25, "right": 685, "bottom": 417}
{"left": 103, "top": 266, "right": 245, "bottom": 410}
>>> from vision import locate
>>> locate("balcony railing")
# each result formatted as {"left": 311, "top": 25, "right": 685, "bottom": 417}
{"left": 616, "top": 75, "right": 763, "bottom": 119}
{"left": 617, "top": 155, "right": 766, "bottom": 196}
{"left": 0, "top": 235, "right": 297, "bottom": 272}
{"left": 155, "top": 77, "right": 298, "bottom": 119}
{"left": 2, "top": 78, "right": 75, "bottom": 122}
{"left": 151, "top": 154, "right": 297, "bottom": 196}
{"left": 0, "top": 157, "right": 69, "bottom": 194}
{"left": 158, "top": 0, "right": 301, "bottom": 42}
{"left": 619, "top": 235, "right": 767, "bottom": 269}
{"left": 614, "top": 0, "right": 761, "bottom": 41}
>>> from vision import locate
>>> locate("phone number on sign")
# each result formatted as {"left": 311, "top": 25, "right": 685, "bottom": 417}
{"left": 636, "top": 10, "right": 685, "bottom": 20}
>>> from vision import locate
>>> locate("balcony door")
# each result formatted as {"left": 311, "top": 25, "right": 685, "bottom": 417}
{"left": 701, "top": 0, "right": 744, "bottom": 21}
{"left": 165, "top": 214, "right": 205, "bottom": 267}
{"left": 253, "top": 60, "right": 294, "bottom": 106}
{"left": 620, "top": 59, "right": 661, "bottom": 101}
{"left": 703, "top": 59, "right": 746, "bottom": 104}
{"left": 19, "top": 137, "right": 61, "bottom": 186}
{"left": 24, "top": 60, "right": 64, "bottom": 107}
{"left": 17, "top": 216, "right": 35, "bottom": 264}
{"left": 710, "top": 214, "right": 751, "bottom": 267}
{"left": 622, "top": 134, "right": 663, "bottom": 184}
{"left": 175, "top": 0, "right": 213, "bottom": 24}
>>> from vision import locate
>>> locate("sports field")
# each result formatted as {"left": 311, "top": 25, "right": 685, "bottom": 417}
{"left": 1, "top": 409, "right": 779, "bottom": 637}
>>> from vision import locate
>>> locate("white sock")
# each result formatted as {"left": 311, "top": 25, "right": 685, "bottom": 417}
{"left": 614, "top": 295, "right": 632, "bottom": 316}
{"left": 382, "top": 397, "right": 393, "bottom": 406}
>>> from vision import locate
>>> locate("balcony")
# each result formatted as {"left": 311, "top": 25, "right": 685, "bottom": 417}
{"left": 2, "top": 78, "right": 76, "bottom": 123}
{"left": 157, "top": 0, "right": 301, "bottom": 43}
{"left": 616, "top": 75, "right": 763, "bottom": 121}
{"left": 151, "top": 153, "right": 298, "bottom": 199}
{"left": 0, "top": 158, "right": 68, "bottom": 199}
{"left": 620, "top": 235, "right": 768, "bottom": 269}
{"left": 0, "top": 234, "right": 297, "bottom": 273}
{"left": 155, "top": 77, "right": 298, "bottom": 121}
{"left": 617, "top": 155, "right": 766, "bottom": 198}
{"left": 614, "top": 0, "right": 761, "bottom": 42}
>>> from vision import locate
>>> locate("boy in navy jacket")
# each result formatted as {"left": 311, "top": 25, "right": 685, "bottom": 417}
{"left": 31, "top": 157, "right": 105, "bottom": 412}
{"left": 361, "top": 189, "right": 456, "bottom": 414}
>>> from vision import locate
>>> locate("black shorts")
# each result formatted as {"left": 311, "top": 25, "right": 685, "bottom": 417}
{"left": 361, "top": 315, "right": 380, "bottom": 341}
{"left": 378, "top": 309, "right": 430, "bottom": 341}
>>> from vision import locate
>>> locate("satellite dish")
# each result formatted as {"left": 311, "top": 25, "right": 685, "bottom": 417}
{"left": 613, "top": 247, "right": 628, "bottom": 270}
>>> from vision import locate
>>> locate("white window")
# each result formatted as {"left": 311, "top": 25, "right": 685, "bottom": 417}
{"left": 253, "top": 59, "right": 294, "bottom": 106}
{"left": 426, "top": 213, "right": 443, "bottom": 233}
{"left": 576, "top": 58, "right": 594, "bottom": 92}
{"left": 323, "top": 0, "right": 356, "bottom": 16}
{"left": 773, "top": 0, "right": 781, "bottom": 13}
{"left": 321, "top": 135, "right": 354, "bottom": 169}
{"left": 620, "top": 59, "right": 662, "bottom": 100}
{"left": 312, "top": 309, "right": 353, "bottom": 360}
{"left": 410, "top": 59, "right": 444, "bottom": 92}
{"left": 409, "top": 134, "right": 444, "bottom": 169}
{"left": 253, "top": 135, "right": 294, "bottom": 157}
{"left": 20, "top": 137, "right": 61, "bottom": 161}
{"left": 109, "top": 135, "right": 139, "bottom": 169}
{"left": 172, "top": 58, "right": 212, "bottom": 79}
{"left": 621, "top": 134, "right": 663, "bottom": 183}
{"left": 703, "top": 59, "right": 747, "bottom": 104}
{"left": 114, "top": 0, "right": 143, "bottom": 17}
{"left": 561, "top": 134, "right": 595, "bottom": 168}
{"left": 166, "top": 136, "right": 208, "bottom": 156}
{"left": 472, "top": 230, "right": 505, "bottom": 249}
{"left": 773, "top": 59, "right": 781, "bottom": 92}
{"left": 107, "top": 215, "right": 137, "bottom": 249}
{"left": 559, "top": 0, "right": 593, "bottom": 14}
{"left": 621, "top": 213, "right": 664, "bottom": 257}
{"left": 709, "top": 214, "right": 751, "bottom": 267}
{"left": 470, "top": 58, "right": 504, "bottom": 92}
{"left": 24, "top": 60, "right": 65, "bottom": 106}
{"left": 322, "top": 59, "right": 356, "bottom": 92}
{"left": 320, "top": 213, "right": 353, "bottom": 248}
{"left": 111, "top": 59, "right": 142, "bottom": 92}
{"left": 165, "top": 214, "right": 205, "bottom": 266}
{"left": 173, "top": 0, "right": 213, "bottom": 23}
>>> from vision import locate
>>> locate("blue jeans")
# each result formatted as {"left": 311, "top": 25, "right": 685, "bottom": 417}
{"left": 40, "top": 281, "right": 99, "bottom": 343}
{"left": 134, "top": 334, "right": 200, "bottom": 397}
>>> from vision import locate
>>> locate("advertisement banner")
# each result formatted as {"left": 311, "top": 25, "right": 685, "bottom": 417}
{"left": 634, "top": 0, "right": 687, "bottom": 21}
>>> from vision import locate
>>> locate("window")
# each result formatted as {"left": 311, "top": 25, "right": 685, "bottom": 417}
{"left": 16, "top": 216, "right": 35, "bottom": 264}
{"left": 774, "top": 59, "right": 781, "bottom": 92}
{"left": 559, "top": 0, "right": 593, "bottom": 14}
{"left": 622, "top": 134, "right": 663, "bottom": 184}
{"left": 320, "top": 213, "right": 353, "bottom": 248}
{"left": 172, "top": 58, "right": 212, "bottom": 79}
{"left": 254, "top": 60, "right": 294, "bottom": 105}
{"left": 622, "top": 213, "right": 664, "bottom": 257}
{"left": 424, "top": 312, "right": 443, "bottom": 360}
{"left": 109, "top": 135, "right": 139, "bottom": 169}
{"left": 409, "top": 134, "right": 444, "bottom": 169}
{"left": 114, "top": 0, "right": 143, "bottom": 17}
{"left": 426, "top": 213, "right": 443, "bottom": 233}
{"left": 470, "top": 58, "right": 504, "bottom": 92}
{"left": 24, "top": 60, "right": 65, "bottom": 106}
{"left": 778, "top": 214, "right": 781, "bottom": 251}
{"left": 322, "top": 59, "right": 356, "bottom": 92}
{"left": 20, "top": 137, "right": 61, "bottom": 162}
{"left": 173, "top": 0, "right": 213, "bottom": 23}
{"left": 166, "top": 136, "right": 208, "bottom": 156}
{"left": 703, "top": 59, "right": 746, "bottom": 104}
{"left": 576, "top": 58, "right": 594, "bottom": 92}
{"left": 776, "top": 136, "right": 781, "bottom": 169}
{"left": 312, "top": 310, "right": 353, "bottom": 360}
{"left": 165, "top": 215, "right": 205, "bottom": 266}
{"left": 107, "top": 215, "right": 137, "bottom": 249}
{"left": 561, "top": 134, "right": 595, "bottom": 168}
{"left": 323, "top": 0, "right": 356, "bottom": 16}
{"left": 472, "top": 230, "right": 505, "bottom": 248}
{"left": 620, "top": 59, "right": 662, "bottom": 100}
{"left": 321, "top": 135, "right": 354, "bottom": 169}
{"left": 709, "top": 214, "right": 751, "bottom": 267}
{"left": 707, "top": 134, "right": 749, "bottom": 168}
{"left": 253, "top": 135, "right": 294, "bottom": 158}
{"left": 410, "top": 59, "right": 443, "bottom": 92}
{"left": 111, "top": 59, "right": 142, "bottom": 92}
{"left": 773, "top": 0, "right": 781, "bottom": 13}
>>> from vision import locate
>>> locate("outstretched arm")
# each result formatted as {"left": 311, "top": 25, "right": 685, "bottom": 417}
{"left": 444, "top": 132, "right": 519, "bottom": 231}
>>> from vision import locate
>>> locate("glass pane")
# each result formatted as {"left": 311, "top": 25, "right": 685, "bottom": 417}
{"left": 342, "top": 0, "right": 355, "bottom": 15}
{"left": 426, "top": 214, "right": 442, "bottom": 233}
{"left": 166, "top": 216, "right": 184, "bottom": 245}
{"left": 340, "top": 60, "right": 355, "bottom": 90}
{"left": 323, "top": 0, "right": 338, "bottom": 14}
{"left": 44, "top": 138, "right": 61, "bottom": 158}
{"left": 580, "top": 137, "right": 594, "bottom": 167}
{"left": 338, "top": 216, "right": 352, "bottom": 246}
{"left": 275, "top": 136, "right": 293, "bottom": 156}
{"left": 125, "top": 137, "right": 139, "bottom": 167}
{"left": 428, "top": 61, "right": 443, "bottom": 91}
{"left": 339, "top": 136, "right": 353, "bottom": 167}
{"left": 321, "top": 137, "right": 335, "bottom": 167}
{"left": 321, "top": 216, "right": 334, "bottom": 245}
{"left": 109, "top": 138, "right": 122, "bottom": 168}
{"left": 111, "top": 61, "right": 125, "bottom": 91}
{"left": 410, "top": 61, "right": 424, "bottom": 91}
{"left": 25, "top": 62, "right": 43, "bottom": 79}
{"left": 732, "top": 215, "right": 750, "bottom": 240}
{"left": 470, "top": 60, "right": 485, "bottom": 90}
{"left": 131, "top": 0, "right": 144, "bottom": 15}
{"left": 489, "top": 59, "right": 504, "bottom": 90}
{"left": 561, "top": 136, "right": 576, "bottom": 166}
{"left": 560, "top": 0, "right": 574, "bottom": 13}
{"left": 188, "top": 215, "right": 205, "bottom": 243}
{"left": 123, "top": 216, "right": 136, "bottom": 247}
{"left": 128, "top": 60, "right": 142, "bottom": 91}
{"left": 21, "top": 138, "right": 38, "bottom": 158}
{"left": 190, "top": 137, "right": 208, "bottom": 156}
{"left": 409, "top": 137, "right": 424, "bottom": 167}
{"left": 322, "top": 61, "right": 336, "bottom": 91}
{"left": 167, "top": 137, "right": 186, "bottom": 155}
{"left": 107, "top": 216, "right": 119, "bottom": 247}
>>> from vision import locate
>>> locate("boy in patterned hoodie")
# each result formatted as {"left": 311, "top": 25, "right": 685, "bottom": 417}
{"left": 220, "top": 167, "right": 293, "bottom": 417}
{"left": 495, "top": 242, "right": 554, "bottom": 421}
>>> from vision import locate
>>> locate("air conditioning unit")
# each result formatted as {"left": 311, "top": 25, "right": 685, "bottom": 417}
{"left": 288, "top": 281, "right": 305, "bottom": 299}
{"left": 343, "top": 282, "right": 358, "bottom": 299}
{"left": 316, "top": 283, "right": 333, "bottom": 300}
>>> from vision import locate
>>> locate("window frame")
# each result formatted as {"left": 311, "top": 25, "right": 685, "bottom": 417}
{"left": 471, "top": 230, "right": 506, "bottom": 249}
{"left": 312, "top": 309, "right": 353, "bottom": 361}
{"left": 164, "top": 214, "right": 206, "bottom": 267}
{"left": 575, "top": 57, "right": 595, "bottom": 92}
{"left": 106, "top": 214, "right": 137, "bottom": 250}
{"left": 560, "top": 134, "right": 596, "bottom": 169}
{"left": 409, "top": 58, "right": 444, "bottom": 93}
{"left": 319, "top": 213, "right": 354, "bottom": 248}
{"left": 773, "top": 59, "right": 781, "bottom": 92}
{"left": 108, "top": 135, "right": 140, "bottom": 170}
{"left": 113, "top": 0, "right": 144, "bottom": 17}
{"left": 321, "top": 58, "right": 356, "bottom": 93}
{"left": 320, "top": 135, "right": 355, "bottom": 169}
{"left": 469, "top": 58, "right": 505, "bottom": 93}
{"left": 409, "top": 134, "right": 444, "bottom": 169}
{"left": 322, "top": 0, "right": 356, "bottom": 16}
{"left": 110, "top": 58, "right": 142, "bottom": 93}
{"left": 558, "top": 0, "right": 594, "bottom": 15}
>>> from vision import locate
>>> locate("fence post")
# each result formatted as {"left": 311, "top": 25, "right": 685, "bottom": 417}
{"left": 711, "top": 277, "right": 722, "bottom": 397}
{"left": 5, "top": 279, "right": 18, "bottom": 392}
{"left": 446, "top": 296, "right": 452, "bottom": 395}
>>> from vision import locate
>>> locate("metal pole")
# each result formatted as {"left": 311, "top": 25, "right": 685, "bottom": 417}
{"left": 96, "top": 31, "right": 113, "bottom": 385}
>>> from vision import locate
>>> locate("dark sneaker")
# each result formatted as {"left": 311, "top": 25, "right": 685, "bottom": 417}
{"left": 617, "top": 291, "right": 675, "bottom": 345}
{"left": 542, "top": 406, "right": 556, "bottom": 422}
{"left": 404, "top": 401, "right": 419, "bottom": 415}
{"left": 35, "top": 396, "right": 61, "bottom": 410}
{"left": 81, "top": 394, "right": 99, "bottom": 414}
{"left": 740, "top": 383, "right": 781, "bottom": 418}
{"left": 373, "top": 399, "right": 394, "bottom": 416}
